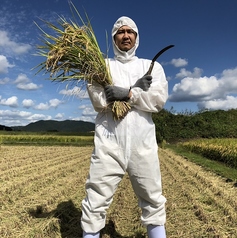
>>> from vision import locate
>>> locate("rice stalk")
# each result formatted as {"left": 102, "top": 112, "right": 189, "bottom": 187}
{"left": 34, "top": 2, "right": 130, "bottom": 120}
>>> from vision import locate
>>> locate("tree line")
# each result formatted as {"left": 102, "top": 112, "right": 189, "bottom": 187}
{"left": 2, "top": 109, "right": 237, "bottom": 144}
{"left": 153, "top": 109, "right": 237, "bottom": 143}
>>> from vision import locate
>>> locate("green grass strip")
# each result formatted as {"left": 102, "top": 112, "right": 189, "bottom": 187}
{"left": 166, "top": 144, "right": 237, "bottom": 183}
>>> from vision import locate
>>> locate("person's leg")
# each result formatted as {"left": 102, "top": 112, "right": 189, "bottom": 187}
{"left": 81, "top": 146, "right": 126, "bottom": 234}
{"left": 128, "top": 146, "right": 166, "bottom": 230}
{"left": 147, "top": 224, "right": 166, "bottom": 238}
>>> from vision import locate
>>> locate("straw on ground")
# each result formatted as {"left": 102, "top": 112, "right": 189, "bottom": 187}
{"left": 1, "top": 145, "right": 237, "bottom": 237}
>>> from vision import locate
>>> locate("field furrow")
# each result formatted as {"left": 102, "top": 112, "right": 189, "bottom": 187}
{"left": 1, "top": 146, "right": 92, "bottom": 238}
{"left": 0, "top": 146, "right": 91, "bottom": 172}
{"left": 1, "top": 145, "right": 237, "bottom": 238}
{"left": 160, "top": 148, "right": 237, "bottom": 237}
{"left": 0, "top": 149, "right": 90, "bottom": 198}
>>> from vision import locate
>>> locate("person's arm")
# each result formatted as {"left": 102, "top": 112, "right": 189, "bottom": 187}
{"left": 104, "top": 75, "right": 152, "bottom": 102}
{"left": 87, "top": 83, "right": 107, "bottom": 112}
{"left": 87, "top": 62, "right": 168, "bottom": 113}
{"left": 129, "top": 62, "right": 168, "bottom": 112}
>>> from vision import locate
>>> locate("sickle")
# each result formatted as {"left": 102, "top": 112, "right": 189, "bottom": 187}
{"left": 145, "top": 44, "right": 175, "bottom": 75}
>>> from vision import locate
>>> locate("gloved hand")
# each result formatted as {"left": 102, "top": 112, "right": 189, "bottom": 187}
{"left": 104, "top": 85, "right": 130, "bottom": 102}
{"left": 131, "top": 75, "right": 152, "bottom": 91}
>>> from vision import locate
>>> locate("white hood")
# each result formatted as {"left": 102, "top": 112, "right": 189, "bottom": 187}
{"left": 112, "top": 16, "right": 139, "bottom": 63}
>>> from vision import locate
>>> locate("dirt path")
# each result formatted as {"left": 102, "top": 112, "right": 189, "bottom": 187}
{"left": 159, "top": 148, "right": 237, "bottom": 238}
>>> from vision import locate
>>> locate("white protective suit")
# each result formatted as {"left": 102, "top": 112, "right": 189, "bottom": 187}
{"left": 81, "top": 16, "right": 168, "bottom": 233}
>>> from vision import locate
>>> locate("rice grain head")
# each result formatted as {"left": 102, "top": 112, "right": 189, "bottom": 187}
{"left": 34, "top": 2, "right": 130, "bottom": 120}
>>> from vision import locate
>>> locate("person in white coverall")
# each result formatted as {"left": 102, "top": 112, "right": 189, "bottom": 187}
{"left": 81, "top": 16, "right": 168, "bottom": 238}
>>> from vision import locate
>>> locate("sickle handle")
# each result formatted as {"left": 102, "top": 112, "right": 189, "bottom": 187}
{"left": 145, "top": 44, "right": 174, "bottom": 75}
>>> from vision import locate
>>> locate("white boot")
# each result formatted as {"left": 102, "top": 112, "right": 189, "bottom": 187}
{"left": 147, "top": 225, "right": 166, "bottom": 238}
{"left": 82, "top": 230, "right": 100, "bottom": 238}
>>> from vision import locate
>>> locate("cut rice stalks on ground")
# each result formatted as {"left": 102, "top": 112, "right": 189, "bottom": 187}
{"left": 34, "top": 2, "right": 130, "bottom": 120}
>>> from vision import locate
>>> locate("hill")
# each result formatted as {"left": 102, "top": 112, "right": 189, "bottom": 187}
{"left": 0, "top": 125, "right": 12, "bottom": 131}
{"left": 11, "top": 120, "right": 95, "bottom": 133}
{"left": 2, "top": 109, "right": 237, "bottom": 141}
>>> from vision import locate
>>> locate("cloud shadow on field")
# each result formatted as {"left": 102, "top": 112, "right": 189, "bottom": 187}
{"left": 29, "top": 199, "right": 146, "bottom": 238}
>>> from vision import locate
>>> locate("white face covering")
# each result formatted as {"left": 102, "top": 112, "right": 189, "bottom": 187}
{"left": 111, "top": 16, "right": 139, "bottom": 63}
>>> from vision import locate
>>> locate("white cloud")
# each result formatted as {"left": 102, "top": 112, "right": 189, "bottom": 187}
{"left": 166, "top": 76, "right": 172, "bottom": 81}
{"left": 22, "top": 99, "right": 34, "bottom": 109}
{"left": 49, "top": 98, "right": 62, "bottom": 108}
{"left": 81, "top": 105, "right": 97, "bottom": 123}
{"left": 176, "top": 67, "right": 203, "bottom": 79}
{"left": 59, "top": 86, "right": 89, "bottom": 99}
{"left": 0, "top": 108, "right": 53, "bottom": 126}
{"left": 0, "top": 77, "right": 10, "bottom": 85}
{"left": 170, "top": 58, "right": 188, "bottom": 67}
{"left": 197, "top": 96, "right": 237, "bottom": 111}
{"left": 0, "top": 55, "right": 14, "bottom": 73}
{"left": 169, "top": 76, "right": 219, "bottom": 102}
{"left": 78, "top": 104, "right": 86, "bottom": 109}
{"left": 82, "top": 106, "right": 97, "bottom": 117}
{"left": 34, "top": 99, "right": 63, "bottom": 110}
{"left": 55, "top": 113, "right": 64, "bottom": 119}
{"left": 72, "top": 115, "right": 95, "bottom": 123}
{"left": 0, "top": 109, "right": 32, "bottom": 126}
{"left": 17, "top": 82, "right": 42, "bottom": 90}
{"left": 0, "top": 30, "right": 31, "bottom": 56}
{"left": 28, "top": 113, "right": 52, "bottom": 121}
{"left": 169, "top": 66, "right": 237, "bottom": 110}
{"left": 14, "top": 73, "right": 42, "bottom": 90}
{"left": 0, "top": 109, "right": 31, "bottom": 118}
{"left": 14, "top": 73, "right": 30, "bottom": 84}
{"left": 70, "top": 104, "right": 96, "bottom": 123}
{"left": 0, "top": 110, "right": 52, "bottom": 126}
{"left": 219, "top": 67, "right": 237, "bottom": 92}
{"left": 0, "top": 109, "right": 52, "bottom": 127}
{"left": 34, "top": 102, "right": 50, "bottom": 110}
{"left": 0, "top": 96, "right": 18, "bottom": 107}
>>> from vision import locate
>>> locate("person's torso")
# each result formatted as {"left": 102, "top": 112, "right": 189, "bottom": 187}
{"left": 94, "top": 58, "right": 156, "bottom": 149}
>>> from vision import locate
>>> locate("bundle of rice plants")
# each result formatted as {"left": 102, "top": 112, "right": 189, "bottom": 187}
{"left": 34, "top": 2, "right": 131, "bottom": 120}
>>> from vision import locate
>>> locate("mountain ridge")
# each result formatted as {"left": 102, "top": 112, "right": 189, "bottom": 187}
{"left": 9, "top": 120, "right": 95, "bottom": 133}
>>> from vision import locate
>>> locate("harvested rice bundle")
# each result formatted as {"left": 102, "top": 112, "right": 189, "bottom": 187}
{"left": 34, "top": 3, "right": 131, "bottom": 120}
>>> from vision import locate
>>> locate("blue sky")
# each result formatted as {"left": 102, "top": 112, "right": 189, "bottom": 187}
{"left": 1, "top": 0, "right": 237, "bottom": 127}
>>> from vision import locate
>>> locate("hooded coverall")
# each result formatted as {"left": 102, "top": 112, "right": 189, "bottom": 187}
{"left": 81, "top": 16, "right": 168, "bottom": 233}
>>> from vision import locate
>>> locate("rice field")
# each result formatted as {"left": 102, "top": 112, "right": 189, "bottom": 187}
{"left": 180, "top": 138, "right": 237, "bottom": 168}
{"left": 0, "top": 134, "right": 94, "bottom": 146}
{"left": 1, "top": 142, "right": 237, "bottom": 237}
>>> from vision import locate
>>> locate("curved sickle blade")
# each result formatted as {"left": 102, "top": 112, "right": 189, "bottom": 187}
{"left": 145, "top": 44, "right": 175, "bottom": 75}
